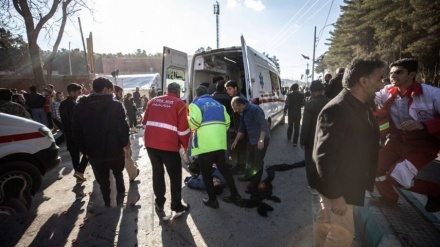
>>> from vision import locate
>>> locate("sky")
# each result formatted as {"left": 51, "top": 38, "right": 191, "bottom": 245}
{"left": 39, "top": 0, "right": 345, "bottom": 81}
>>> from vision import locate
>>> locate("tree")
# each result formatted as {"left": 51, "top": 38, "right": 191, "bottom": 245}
{"left": 263, "top": 52, "right": 281, "bottom": 73}
{"left": 194, "top": 46, "right": 213, "bottom": 54}
{"left": 0, "top": 28, "right": 30, "bottom": 73}
{"left": 1, "top": 0, "right": 89, "bottom": 88}
{"left": 322, "top": 0, "right": 440, "bottom": 85}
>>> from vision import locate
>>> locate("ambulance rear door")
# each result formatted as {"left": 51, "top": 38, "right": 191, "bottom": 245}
{"left": 162, "top": 47, "right": 188, "bottom": 101}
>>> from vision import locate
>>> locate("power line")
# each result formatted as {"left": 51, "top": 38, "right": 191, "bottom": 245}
{"left": 264, "top": 0, "right": 312, "bottom": 50}
{"left": 268, "top": 0, "right": 332, "bottom": 53}
{"left": 316, "top": 0, "right": 335, "bottom": 47}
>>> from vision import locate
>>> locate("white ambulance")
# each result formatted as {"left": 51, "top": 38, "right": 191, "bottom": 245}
{"left": 161, "top": 36, "right": 286, "bottom": 129}
{"left": 0, "top": 113, "right": 60, "bottom": 217}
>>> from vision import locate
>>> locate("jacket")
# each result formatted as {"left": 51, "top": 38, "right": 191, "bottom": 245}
{"left": 188, "top": 95, "right": 230, "bottom": 156}
{"left": 313, "top": 89, "right": 379, "bottom": 206}
{"left": 60, "top": 96, "right": 76, "bottom": 141}
{"left": 72, "top": 93, "right": 129, "bottom": 160}
{"left": 300, "top": 95, "right": 329, "bottom": 148}
{"left": 375, "top": 82, "right": 440, "bottom": 138}
{"left": 325, "top": 74, "right": 343, "bottom": 99}
{"left": 284, "top": 91, "right": 304, "bottom": 120}
{"left": 142, "top": 93, "right": 190, "bottom": 152}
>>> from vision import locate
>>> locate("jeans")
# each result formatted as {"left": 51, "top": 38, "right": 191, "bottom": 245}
{"left": 198, "top": 150, "right": 238, "bottom": 201}
{"left": 31, "top": 108, "right": 47, "bottom": 126}
{"left": 146, "top": 147, "right": 183, "bottom": 211}
{"left": 248, "top": 139, "right": 270, "bottom": 185}
{"left": 89, "top": 151, "right": 125, "bottom": 205}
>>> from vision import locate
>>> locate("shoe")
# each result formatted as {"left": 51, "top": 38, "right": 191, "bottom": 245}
{"left": 173, "top": 203, "right": 190, "bottom": 213}
{"left": 203, "top": 198, "right": 219, "bottom": 208}
{"left": 74, "top": 171, "right": 86, "bottom": 182}
{"left": 155, "top": 202, "right": 164, "bottom": 212}
{"left": 223, "top": 194, "right": 241, "bottom": 205}
{"left": 76, "top": 177, "right": 84, "bottom": 184}
{"left": 425, "top": 196, "right": 440, "bottom": 213}
{"left": 375, "top": 180, "right": 398, "bottom": 203}
{"left": 130, "top": 169, "right": 140, "bottom": 182}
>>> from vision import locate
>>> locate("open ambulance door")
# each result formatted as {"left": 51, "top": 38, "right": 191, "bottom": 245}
{"left": 240, "top": 35, "right": 252, "bottom": 100}
{"left": 162, "top": 47, "right": 188, "bottom": 101}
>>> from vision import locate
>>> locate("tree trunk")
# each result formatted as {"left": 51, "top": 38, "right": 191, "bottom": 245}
{"left": 27, "top": 33, "right": 45, "bottom": 89}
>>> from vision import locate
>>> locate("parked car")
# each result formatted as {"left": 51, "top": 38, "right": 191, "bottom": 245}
{"left": 0, "top": 113, "right": 60, "bottom": 217}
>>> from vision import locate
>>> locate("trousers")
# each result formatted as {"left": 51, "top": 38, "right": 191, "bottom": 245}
{"left": 147, "top": 147, "right": 183, "bottom": 211}
{"left": 198, "top": 150, "right": 238, "bottom": 200}
{"left": 89, "top": 151, "right": 125, "bottom": 206}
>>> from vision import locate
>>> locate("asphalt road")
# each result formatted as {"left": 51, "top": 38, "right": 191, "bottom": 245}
{"left": 0, "top": 119, "right": 319, "bottom": 247}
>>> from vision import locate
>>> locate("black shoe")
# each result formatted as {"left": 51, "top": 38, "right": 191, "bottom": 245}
{"left": 425, "top": 196, "right": 440, "bottom": 213}
{"left": 174, "top": 203, "right": 190, "bottom": 213}
{"left": 223, "top": 194, "right": 241, "bottom": 205}
{"left": 155, "top": 202, "right": 164, "bottom": 212}
{"left": 203, "top": 198, "right": 219, "bottom": 208}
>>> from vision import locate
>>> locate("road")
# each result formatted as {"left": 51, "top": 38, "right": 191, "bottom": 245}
{"left": 0, "top": 120, "right": 319, "bottom": 247}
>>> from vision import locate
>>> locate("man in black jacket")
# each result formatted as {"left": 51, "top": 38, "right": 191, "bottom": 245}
{"left": 72, "top": 78, "right": 130, "bottom": 207}
{"left": 60, "top": 83, "right": 88, "bottom": 184}
{"left": 313, "top": 59, "right": 385, "bottom": 246}
{"left": 300, "top": 81, "right": 329, "bottom": 194}
{"left": 284, "top": 84, "right": 304, "bottom": 146}
{"left": 325, "top": 68, "right": 345, "bottom": 99}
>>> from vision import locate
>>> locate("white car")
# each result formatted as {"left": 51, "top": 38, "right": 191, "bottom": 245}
{"left": 0, "top": 113, "right": 60, "bottom": 217}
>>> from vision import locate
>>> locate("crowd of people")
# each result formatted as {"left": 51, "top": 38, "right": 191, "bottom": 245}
{"left": 1, "top": 57, "right": 439, "bottom": 246}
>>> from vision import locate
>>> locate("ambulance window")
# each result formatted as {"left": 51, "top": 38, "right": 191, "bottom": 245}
{"left": 269, "top": 71, "right": 280, "bottom": 96}
{"left": 165, "top": 68, "right": 186, "bottom": 96}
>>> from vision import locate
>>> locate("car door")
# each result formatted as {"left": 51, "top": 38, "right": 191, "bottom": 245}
{"left": 240, "top": 35, "right": 252, "bottom": 99}
{"left": 162, "top": 46, "right": 188, "bottom": 101}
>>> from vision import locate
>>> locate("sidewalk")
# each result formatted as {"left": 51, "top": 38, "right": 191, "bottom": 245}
{"left": 354, "top": 161, "right": 440, "bottom": 247}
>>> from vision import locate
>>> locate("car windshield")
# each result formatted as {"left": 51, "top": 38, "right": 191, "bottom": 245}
{"left": 122, "top": 75, "right": 156, "bottom": 89}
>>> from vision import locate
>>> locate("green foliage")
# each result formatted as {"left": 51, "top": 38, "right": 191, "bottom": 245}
{"left": 263, "top": 52, "right": 281, "bottom": 73}
{"left": 322, "top": 0, "right": 440, "bottom": 86}
{"left": 0, "top": 28, "right": 30, "bottom": 72}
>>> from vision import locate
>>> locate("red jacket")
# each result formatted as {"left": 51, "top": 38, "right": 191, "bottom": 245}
{"left": 142, "top": 94, "right": 190, "bottom": 152}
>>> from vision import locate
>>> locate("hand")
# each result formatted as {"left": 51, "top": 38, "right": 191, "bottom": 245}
{"left": 400, "top": 120, "right": 423, "bottom": 131}
{"left": 300, "top": 145, "right": 305, "bottom": 151}
{"left": 330, "top": 197, "right": 348, "bottom": 216}
{"left": 257, "top": 141, "right": 264, "bottom": 150}
{"left": 231, "top": 141, "right": 238, "bottom": 150}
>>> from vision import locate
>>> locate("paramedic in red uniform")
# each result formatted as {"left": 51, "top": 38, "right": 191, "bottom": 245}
{"left": 142, "top": 83, "right": 191, "bottom": 214}
{"left": 374, "top": 58, "right": 440, "bottom": 212}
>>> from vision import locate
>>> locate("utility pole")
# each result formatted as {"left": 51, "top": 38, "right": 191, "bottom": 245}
{"left": 214, "top": 1, "right": 220, "bottom": 49}
{"left": 69, "top": 41, "right": 72, "bottom": 75}
{"left": 312, "top": 26, "right": 316, "bottom": 81}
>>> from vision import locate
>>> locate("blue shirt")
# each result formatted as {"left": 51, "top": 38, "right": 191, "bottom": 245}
{"left": 238, "top": 103, "right": 270, "bottom": 145}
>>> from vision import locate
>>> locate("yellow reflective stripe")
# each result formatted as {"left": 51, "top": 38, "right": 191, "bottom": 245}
{"left": 379, "top": 122, "right": 390, "bottom": 131}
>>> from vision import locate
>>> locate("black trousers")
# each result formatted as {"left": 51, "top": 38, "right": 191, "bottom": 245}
{"left": 89, "top": 151, "right": 125, "bottom": 205}
{"left": 248, "top": 139, "right": 270, "bottom": 185}
{"left": 234, "top": 136, "right": 249, "bottom": 168}
{"left": 304, "top": 145, "right": 320, "bottom": 189}
{"left": 287, "top": 117, "right": 301, "bottom": 144}
{"left": 66, "top": 139, "right": 88, "bottom": 174}
{"left": 198, "top": 150, "right": 238, "bottom": 201}
{"left": 147, "top": 147, "right": 183, "bottom": 211}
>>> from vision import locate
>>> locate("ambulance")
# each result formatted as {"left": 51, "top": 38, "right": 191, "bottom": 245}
{"left": 161, "top": 36, "right": 286, "bottom": 129}
{"left": 0, "top": 113, "right": 60, "bottom": 217}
